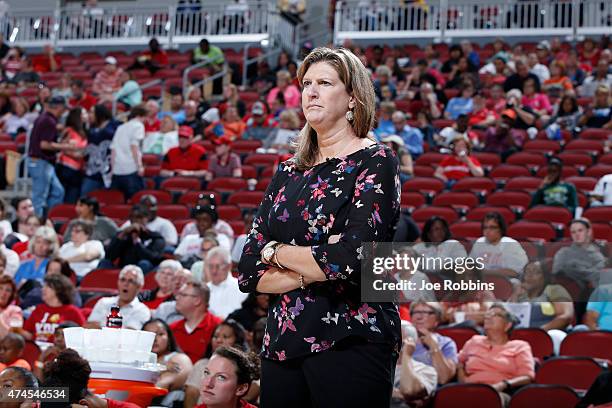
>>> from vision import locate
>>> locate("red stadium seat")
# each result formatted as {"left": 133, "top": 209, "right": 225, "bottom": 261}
{"left": 523, "top": 140, "right": 562, "bottom": 154}
{"left": 207, "top": 177, "right": 248, "bottom": 193}
{"left": 484, "top": 274, "right": 513, "bottom": 300}
{"left": 433, "top": 192, "right": 479, "bottom": 211}
{"left": 486, "top": 191, "right": 532, "bottom": 212}
{"left": 490, "top": 165, "right": 531, "bottom": 182}
{"left": 177, "top": 191, "right": 217, "bottom": 206}
{"left": 592, "top": 223, "right": 612, "bottom": 240}
{"left": 510, "top": 328, "right": 554, "bottom": 360}
{"left": 509, "top": 384, "right": 579, "bottom": 408}
{"left": 557, "top": 152, "right": 593, "bottom": 168}
{"left": 437, "top": 327, "right": 480, "bottom": 351}
{"left": 241, "top": 165, "right": 258, "bottom": 179}
{"left": 565, "top": 176, "right": 598, "bottom": 192}
{"left": 451, "top": 177, "right": 496, "bottom": 194}
{"left": 227, "top": 191, "right": 265, "bottom": 209}
{"left": 559, "top": 331, "right": 612, "bottom": 361}
{"left": 599, "top": 153, "right": 612, "bottom": 165}
{"left": 99, "top": 204, "right": 132, "bottom": 220}
{"left": 412, "top": 206, "right": 459, "bottom": 224}
{"left": 584, "top": 164, "right": 612, "bottom": 179}
{"left": 256, "top": 178, "right": 272, "bottom": 191}
{"left": 216, "top": 204, "right": 242, "bottom": 221}
{"left": 413, "top": 165, "right": 435, "bottom": 177}
{"left": 0, "top": 141, "right": 18, "bottom": 153}
{"left": 143, "top": 272, "right": 158, "bottom": 291}
{"left": 228, "top": 220, "right": 245, "bottom": 235}
{"left": 432, "top": 119, "right": 455, "bottom": 129}
{"left": 130, "top": 190, "right": 172, "bottom": 204}
{"left": 400, "top": 192, "right": 426, "bottom": 210}
{"left": 508, "top": 221, "right": 556, "bottom": 242}
{"left": 432, "top": 384, "right": 502, "bottom": 408}
{"left": 524, "top": 206, "right": 572, "bottom": 225}
{"left": 415, "top": 152, "right": 445, "bottom": 167}
{"left": 156, "top": 205, "right": 190, "bottom": 220}
{"left": 160, "top": 177, "right": 201, "bottom": 192}
{"left": 467, "top": 206, "right": 516, "bottom": 223}
{"left": 583, "top": 206, "right": 612, "bottom": 223}
{"left": 472, "top": 152, "right": 501, "bottom": 169}
{"left": 142, "top": 154, "right": 161, "bottom": 166}
{"left": 88, "top": 189, "right": 125, "bottom": 205}
{"left": 243, "top": 154, "right": 279, "bottom": 167}
{"left": 506, "top": 152, "right": 547, "bottom": 169}
{"left": 232, "top": 140, "right": 263, "bottom": 155}
{"left": 402, "top": 177, "right": 445, "bottom": 196}
{"left": 79, "top": 268, "right": 121, "bottom": 293}
{"left": 565, "top": 139, "right": 605, "bottom": 155}
{"left": 505, "top": 177, "right": 543, "bottom": 193}
{"left": 535, "top": 166, "right": 579, "bottom": 179}
{"left": 48, "top": 204, "right": 77, "bottom": 222}
{"left": 536, "top": 357, "right": 603, "bottom": 391}
{"left": 580, "top": 128, "right": 611, "bottom": 140}
{"left": 450, "top": 221, "right": 482, "bottom": 240}
{"left": 174, "top": 219, "right": 192, "bottom": 234}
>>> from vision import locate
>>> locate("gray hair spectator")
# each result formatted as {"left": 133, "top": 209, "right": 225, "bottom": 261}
{"left": 205, "top": 247, "right": 248, "bottom": 319}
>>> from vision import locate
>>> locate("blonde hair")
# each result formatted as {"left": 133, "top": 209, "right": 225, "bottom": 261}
{"left": 279, "top": 110, "right": 300, "bottom": 129}
{"left": 294, "top": 47, "right": 376, "bottom": 170}
{"left": 28, "top": 226, "right": 59, "bottom": 256}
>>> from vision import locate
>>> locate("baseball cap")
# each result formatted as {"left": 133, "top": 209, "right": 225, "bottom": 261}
{"left": 251, "top": 101, "right": 265, "bottom": 116}
{"left": 501, "top": 109, "right": 517, "bottom": 120}
{"left": 48, "top": 95, "right": 66, "bottom": 107}
{"left": 104, "top": 56, "right": 117, "bottom": 65}
{"left": 548, "top": 157, "right": 563, "bottom": 167}
{"left": 380, "top": 135, "right": 405, "bottom": 147}
{"left": 537, "top": 40, "right": 551, "bottom": 51}
{"left": 178, "top": 125, "right": 194, "bottom": 138}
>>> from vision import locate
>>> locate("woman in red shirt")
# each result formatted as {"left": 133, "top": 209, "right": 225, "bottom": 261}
{"left": 195, "top": 346, "right": 259, "bottom": 408}
{"left": 54, "top": 107, "right": 88, "bottom": 204}
{"left": 434, "top": 134, "right": 483, "bottom": 188}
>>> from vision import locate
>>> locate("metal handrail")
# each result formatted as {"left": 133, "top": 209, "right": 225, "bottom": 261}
{"left": 241, "top": 34, "right": 283, "bottom": 87}
{"left": 182, "top": 57, "right": 213, "bottom": 99}
{"left": 112, "top": 78, "right": 164, "bottom": 115}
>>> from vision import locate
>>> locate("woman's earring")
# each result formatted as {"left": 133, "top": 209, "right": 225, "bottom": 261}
{"left": 345, "top": 110, "right": 354, "bottom": 122}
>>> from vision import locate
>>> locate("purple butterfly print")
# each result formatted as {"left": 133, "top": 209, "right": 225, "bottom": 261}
{"left": 289, "top": 297, "right": 304, "bottom": 317}
{"left": 277, "top": 208, "right": 289, "bottom": 222}
{"left": 371, "top": 202, "right": 382, "bottom": 226}
{"left": 275, "top": 350, "right": 287, "bottom": 361}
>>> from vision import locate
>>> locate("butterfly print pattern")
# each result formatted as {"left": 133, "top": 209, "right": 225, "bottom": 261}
{"left": 238, "top": 144, "right": 402, "bottom": 361}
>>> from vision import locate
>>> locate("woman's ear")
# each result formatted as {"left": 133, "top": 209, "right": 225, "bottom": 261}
{"left": 348, "top": 96, "right": 356, "bottom": 110}
{"left": 236, "top": 383, "right": 250, "bottom": 399}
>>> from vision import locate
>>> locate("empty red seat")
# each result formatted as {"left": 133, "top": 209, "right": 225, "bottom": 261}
{"left": 557, "top": 152, "right": 593, "bottom": 168}
{"left": 432, "top": 383, "right": 502, "bottom": 407}
{"left": 524, "top": 206, "right": 572, "bottom": 225}
{"left": 256, "top": 178, "right": 272, "bottom": 191}
{"left": 505, "top": 177, "right": 543, "bottom": 193}
{"left": 216, "top": 204, "right": 242, "bottom": 221}
{"left": 506, "top": 152, "right": 547, "bottom": 169}
{"left": 413, "top": 165, "right": 435, "bottom": 177}
{"left": 599, "top": 153, "right": 612, "bottom": 165}
{"left": 450, "top": 221, "right": 482, "bottom": 240}
{"left": 433, "top": 192, "right": 479, "bottom": 211}
{"left": 415, "top": 152, "right": 445, "bottom": 167}
{"left": 232, "top": 140, "right": 263, "bottom": 155}
{"left": 99, "top": 204, "right": 132, "bottom": 219}
{"left": 227, "top": 191, "right": 265, "bottom": 209}
{"left": 560, "top": 330, "right": 612, "bottom": 361}
{"left": 240, "top": 165, "right": 258, "bottom": 179}
{"left": 130, "top": 190, "right": 172, "bottom": 204}
{"left": 486, "top": 191, "right": 532, "bottom": 212}
{"left": 535, "top": 165, "right": 579, "bottom": 178}
{"left": 509, "top": 384, "right": 579, "bottom": 408}
{"left": 536, "top": 356, "right": 603, "bottom": 391}
{"left": 412, "top": 206, "right": 459, "bottom": 224}
{"left": 22, "top": 342, "right": 41, "bottom": 370}
{"left": 523, "top": 139, "right": 562, "bottom": 154}
{"left": 583, "top": 206, "right": 612, "bottom": 223}
{"left": 48, "top": 204, "right": 77, "bottom": 222}
{"left": 484, "top": 274, "right": 513, "bottom": 300}
{"left": 467, "top": 206, "right": 516, "bottom": 223}
{"left": 565, "top": 139, "right": 605, "bottom": 155}
{"left": 87, "top": 189, "right": 125, "bottom": 205}
{"left": 142, "top": 154, "right": 161, "bottom": 166}
{"left": 591, "top": 222, "right": 612, "bottom": 240}
{"left": 580, "top": 128, "right": 611, "bottom": 140}
{"left": 451, "top": 177, "right": 496, "bottom": 194}
{"left": 400, "top": 192, "right": 426, "bottom": 210}
{"left": 509, "top": 328, "right": 554, "bottom": 360}
{"left": 160, "top": 177, "right": 201, "bottom": 192}
{"left": 402, "top": 177, "right": 445, "bottom": 195}
{"left": 472, "top": 152, "right": 501, "bottom": 169}
{"left": 156, "top": 205, "right": 189, "bottom": 220}
{"left": 228, "top": 220, "right": 245, "bottom": 235}
{"left": 490, "top": 164, "right": 531, "bottom": 181}
{"left": 79, "top": 268, "right": 121, "bottom": 293}
{"left": 207, "top": 177, "right": 248, "bottom": 193}
{"left": 243, "top": 154, "right": 279, "bottom": 167}
{"left": 566, "top": 176, "right": 598, "bottom": 192}
{"left": 436, "top": 327, "right": 479, "bottom": 351}
{"left": 584, "top": 164, "right": 612, "bottom": 179}
{"left": 508, "top": 221, "right": 556, "bottom": 242}
{"left": 173, "top": 219, "right": 192, "bottom": 234}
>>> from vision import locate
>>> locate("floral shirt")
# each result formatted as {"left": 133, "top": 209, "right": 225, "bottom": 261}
{"left": 238, "top": 144, "right": 402, "bottom": 361}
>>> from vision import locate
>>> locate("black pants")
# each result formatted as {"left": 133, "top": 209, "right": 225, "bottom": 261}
{"left": 260, "top": 337, "right": 397, "bottom": 408}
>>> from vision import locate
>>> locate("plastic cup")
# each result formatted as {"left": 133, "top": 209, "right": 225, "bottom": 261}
{"left": 454, "top": 311, "right": 466, "bottom": 323}
{"left": 63, "top": 327, "right": 85, "bottom": 349}
{"left": 83, "top": 329, "right": 101, "bottom": 347}
{"left": 102, "top": 327, "right": 121, "bottom": 348}
{"left": 120, "top": 328, "right": 139, "bottom": 350}
{"left": 137, "top": 331, "right": 156, "bottom": 353}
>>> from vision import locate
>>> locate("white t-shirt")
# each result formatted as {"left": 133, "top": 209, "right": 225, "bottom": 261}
{"left": 174, "top": 233, "right": 232, "bottom": 258}
{"left": 122, "top": 216, "right": 178, "bottom": 246}
{"left": 592, "top": 174, "right": 612, "bottom": 206}
{"left": 110, "top": 119, "right": 145, "bottom": 175}
{"left": 1, "top": 245, "right": 19, "bottom": 277}
{"left": 413, "top": 240, "right": 468, "bottom": 270}
{"left": 88, "top": 296, "right": 151, "bottom": 329}
{"left": 469, "top": 236, "right": 529, "bottom": 276}
{"left": 59, "top": 240, "right": 105, "bottom": 278}
{"left": 207, "top": 275, "right": 248, "bottom": 319}
{"left": 142, "top": 131, "right": 178, "bottom": 155}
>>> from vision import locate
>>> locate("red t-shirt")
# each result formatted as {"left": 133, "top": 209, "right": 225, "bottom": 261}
{"left": 438, "top": 155, "right": 481, "bottom": 181}
{"left": 24, "top": 303, "right": 85, "bottom": 343}
{"left": 106, "top": 399, "right": 141, "bottom": 408}
{"left": 144, "top": 117, "right": 161, "bottom": 133}
{"left": 142, "top": 50, "right": 169, "bottom": 66}
{"left": 31, "top": 55, "right": 61, "bottom": 73}
{"left": 170, "top": 312, "right": 222, "bottom": 363}
{"left": 143, "top": 295, "right": 171, "bottom": 310}
{"left": 162, "top": 144, "right": 208, "bottom": 171}
{"left": 69, "top": 93, "right": 98, "bottom": 111}
{"left": 468, "top": 108, "right": 498, "bottom": 126}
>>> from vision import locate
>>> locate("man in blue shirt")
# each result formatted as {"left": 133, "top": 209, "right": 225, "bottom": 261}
{"left": 391, "top": 111, "right": 424, "bottom": 157}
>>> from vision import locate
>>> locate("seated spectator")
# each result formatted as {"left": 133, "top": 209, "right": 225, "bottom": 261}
{"left": 458, "top": 304, "right": 535, "bottom": 404}
{"left": 19, "top": 257, "right": 81, "bottom": 310}
{"left": 33, "top": 321, "right": 78, "bottom": 378}
{"left": 546, "top": 94, "right": 582, "bottom": 134}
{"left": 144, "top": 99, "right": 161, "bottom": 133}
{"left": 58, "top": 220, "right": 103, "bottom": 279}
{"left": 590, "top": 172, "right": 612, "bottom": 206}
{"left": 445, "top": 57, "right": 478, "bottom": 90}
{"left": 488, "top": 83, "right": 507, "bottom": 113}
{"left": 122, "top": 195, "right": 178, "bottom": 248}
{"left": 184, "top": 321, "right": 250, "bottom": 408}
{"left": 504, "top": 58, "right": 541, "bottom": 93}
{"left": 394, "top": 321, "right": 437, "bottom": 407}
{"left": 260, "top": 109, "right": 299, "bottom": 154}
{"left": 153, "top": 268, "right": 193, "bottom": 325}
{"left": 530, "top": 157, "right": 578, "bottom": 215}
{"left": 189, "top": 232, "right": 220, "bottom": 276}
{"left": 373, "top": 65, "right": 397, "bottom": 101}
{"left": 552, "top": 218, "right": 606, "bottom": 287}
{"left": 191, "top": 39, "right": 225, "bottom": 71}
{"left": 392, "top": 246, "right": 436, "bottom": 304}
{"left": 110, "top": 104, "right": 147, "bottom": 200}
{"left": 64, "top": 196, "right": 118, "bottom": 245}
{"left": 11, "top": 58, "right": 40, "bottom": 86}
{"left": 0, "top": 334, "right": 30, "bottom": 371}
{"left": 461, "top": 40, "right": 479, "bottom": 69}
{"left": 509, "top": 261, "right": 573, "bottom": 354}
{"left": 415, "top": 82, "right": 442, "bottom": 119}
{"left": 227, "top": 293, "right": 270, "bottom": 333}
{"left": 445, "top": 82, "right": 475, "bottom": 120}
{"left": 160, "top": 91, "right": 186, "bottom": 125}
{"left": 14, "top": 226, "right": 58, "bottom": 287}
{"left": 180, "top": 194, "right": 235, "bottom": 244}
{"left": 29, "top": 84, "right": 50, "bottom": 114}
{"left": 565, "top": 51, "right": 586, "bottom": 88}
{"left": 266, "top": 70, "right": 300, "bottom": 110}
{"left": 579, "top": 37, "right": 600, "bottom": 68}
{"left": 143, "top": 115, "right": 179, "bottom": 155}
{"left": 1, "top": 97, "right": 32, "bottom": 137}
{"left": 220, "top": 84, "right": 246, "bottom": 118}
{"left": 205, "top": 136, "right": 242, "bottom": 180}
{"left": 139, "top": 259, "right": 181, "bottom": 310}
{"left": 434, "top": 134, "right": 483, "bottom": 187}
{"left": 7, "top": 214, "right": 40, "bottom": 255}
{"left": 413, "top": 216, "right": 468, "bottom": 273}
{"left": 415, "top": 111, "right": 437, "bottom": 149}
{"left": 504, "top": 89, "right": 537, "bottom": 130}
{"left": 88, "top": 265, "right": 151, "bottom": 329}
{"left": 170, "top": 280, "right": 222, "bottom": 363}
{"left": 0, "top": 275, "right": 21, "bottom": 337}
{"left": 483, "top": 109, "right": 526, "bottom": 160}
{"left": 142, "top": 318, "right": 193, "bottom": 398}
{"left": 183, "top": 100, "right": 204, "bottom": 139}
{"left": 160, "top": 125, "right": 208, "bottom": 178}
{"left": 55, "top": 107, "right": 88, "bottom": 204}
{"left": 578, "top": 84, "right": 612, "bottom": 129}
{"left": 243, "top": 102, "right": 276, "bottom": 141}
{"left": 480, "top": 52, "right": 512, "bottom": 80}
{"left": 583, "top": 284, "right": 612, "bottom": 331}
{"left": 522, "top": 77, "right": 552, "bottom": 123}
{"left": 409, "top": 301, "right": 458, "bottom": 384}
{"left": 204, "top": 247, "right": 248, "bottom": 319}
{"left": 441, "top": 44, "right": 464, "bottom": 74}
{"left": 20, "top": 275, "right": 85, "bottom": 343}
{"left": 51, "top": 73, "right": 72, "bottom": 99}
{"left": 92, "top": 56, "right": 123, "bottom": 103}
{"left": 0, "top": 366, "right": 38, "bottom": 408}
{"left": 543, "top": 60, "right": 574, "bottom": 99}
{"left": 1, "top": 48, "right": 24, "bottom": 81}
{"left": 527, "top": 52, "right": 550, "bottom": 85}
{"left": 205, "top": 106, "right": 247, "bottom": 141}
{"left": 468, "top": 91, "right": 498, "bottom": 129}
{"left": 128, "top": 37, "right": 168, "bottom": 75}
{"left": 380, "top": 135, "right": 413, "bottom": 183}
{"left": 114, "top": 70, "right": 142, "bottom": 109}
{"left": 469, "top": 212, "right": 528, "bottom": 279}
{"left": 175, "top": 206, "right": 232, "bottom": 261}
{"left": 439, "top": 114, "right": 480, "bottom": 148}
{"left": 580, "top": 59, "right": 612, "bottom": 98}
{"left": 31, "top": 44, "right": 60, "bottom": 73}
{"left": 68, "top": 79, "right": 97, "bottom": 111}
{"left": 383, "top": 111, "right": 424, "bottom": 157}
{"left": 373, "top": 101, "right": 396, "bottom": 138}
{"left": 105, "top": 204, "right": 165, "bottom": 273}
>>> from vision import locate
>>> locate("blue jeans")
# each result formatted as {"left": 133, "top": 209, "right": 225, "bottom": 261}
{"left": 27, "top": 158, "right": 65, "bottom": 218}
{"left": 111, "top": 173, "right": 144, "bottom": 200}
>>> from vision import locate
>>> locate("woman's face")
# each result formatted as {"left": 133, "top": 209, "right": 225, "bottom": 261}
{"left": 595, "top": 90, "right": 609, "bottom": 107}
{"left": 224, "top": 107, "right": 239, "bottom": 122}
{"left": 196, "top": 213, "right": 214, "bottom": 235}
{"left": 211, "top": 324, "right": 237, "bottom": 352}
{"left": 145, "top": 321, "right": 170, "bottom": 355}
{"left": 16, "top": 199, "right": 33, "bottom": 221}
{"left": 483, "top": 219, "right": 503, "bottom": 243}
{"left": 76, "top": 201, "right": 93, "bottom": 218}
{"left": 491, "top": 86, "right": 504, "bottom": 100}
{"left": 561, "top": 98, "right": 573, "bottom": 113}
{"left": 223, "top": 85, "right": 234, "bottom": 99}
{"left": 201, "top": 356, "right": 242, "bottom": 406}
{"left": 53, "top": 328, "right": 67, "bottom": 349}
{"left": 278, "top": 53, "right": 289, "bottom": 66}
{"left": 71, "top": 226, "right": 88, "bottom": 245}
{"left": 522, "top": 263, "right": 545, "bottom": 293}
{"left": 381, "top": 87, "right": 392, "bottom": 100}
{"left": 570, "top": 222, "right": 590, "bottom": 244}
{"left": 550, "top": 64, "right": 561, "bottom": 77}
{"left": 458, "top": 57, "right": 469, "bottom": 72}
{"left": 155, "top": 267, "right": 176, "bottom": 292}
{"left": 0, "top": 284, "right": 13, "bottom": 308}
{"left": 0, "top": 369, "right": 26, "bottom": 408}
{"left": 13, "top": 100, "right": 26, "bottom": 116}
{"left": 33, "top": 236, "right": 51, "bottom": 257}
{"left": 41, "top": 284, "right": 58, "bottom": 305}
{"left": 301, "top": 62, "right": 353, "bottom": 132}
{"left": 523, "top": 80, "right": 536, "bottom": 96}
{"left": 160, "top": 116, "right": 176, "bottom": 133}
{"left": 46, "top": 261, "right": 62, "bottom": 276}
{"left": 428, "top": 220, "right": 446, "bottom": 243}
{"left": 25, "top": 217, "right": 40, "bottom": 238}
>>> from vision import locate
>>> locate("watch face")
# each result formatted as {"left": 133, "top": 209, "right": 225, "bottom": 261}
{"left": 263, "top": 247, "right": 274, "bottom": 261}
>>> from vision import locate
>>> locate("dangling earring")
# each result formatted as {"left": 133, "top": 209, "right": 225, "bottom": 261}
{"left": 345, "top": 110, "right": 354, "bottom": 122}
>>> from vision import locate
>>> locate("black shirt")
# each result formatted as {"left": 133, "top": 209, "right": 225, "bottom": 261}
{"left": 504, "top": 72, "right": 541, "bottom": 93}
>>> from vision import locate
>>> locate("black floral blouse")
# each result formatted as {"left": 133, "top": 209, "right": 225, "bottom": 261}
{"left": 238, "top": 143, "right": 402, "bottom": 361}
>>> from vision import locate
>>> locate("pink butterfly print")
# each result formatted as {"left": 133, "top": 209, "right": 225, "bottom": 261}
{"left": 358, "top": 303, "right": 377, "bottom": 320}
{"left": 277, "top": 208, "right": 289, "bottom": 222}
{"left": 281, "top": 319, "right": 296, "bottom": 334}
{"left": 275, "top": 350, "right": 287, "bottom": 361}
{"left": 372, "top": 147, "right": 387, "bottom": 157}
{"left": 371, "top": 203, "right": 382, "bottom": 226}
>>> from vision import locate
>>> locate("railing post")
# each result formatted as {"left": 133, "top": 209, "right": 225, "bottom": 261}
{"left": 439, "top": 0, "right": 448, "bottom": 43}
{"left": 333, "top": 1, "right": 342, "bottom": 46}
{"left": 571, "top": 0, "right": 579, "bottom": 43}
{"left": 167, "top": 5, "right": 175, "bottom": 49}
{"left": 52, "top": 0, "right": 61, "bottom": 48}
{"left": 242, "top": 42, "right": 252, "bottom": 87}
